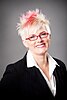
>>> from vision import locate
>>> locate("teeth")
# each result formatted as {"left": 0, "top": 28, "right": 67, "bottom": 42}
{"left": 37, "top": 44, "right": 45, "bottom": 47}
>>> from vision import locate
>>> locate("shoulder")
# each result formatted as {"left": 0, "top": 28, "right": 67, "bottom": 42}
{"left": 53, "top": 57, "right": 66, "bottom": 66}
{"left": 53, "top": 57, "right": 67, "bottom": 72}
{"left": 5, "top": 53, "right": 27, "bottom": 75}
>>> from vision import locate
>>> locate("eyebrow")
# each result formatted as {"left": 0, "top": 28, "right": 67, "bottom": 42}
{"left": 28, "top": 31, "right": 48, "bottom": 37}
{"left": 37, "top": 31, "right": 48, "bottom": 35}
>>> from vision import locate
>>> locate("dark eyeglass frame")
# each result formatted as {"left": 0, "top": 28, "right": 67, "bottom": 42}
{"left": 25, "top": 31, "right": 49, "bottom": 41}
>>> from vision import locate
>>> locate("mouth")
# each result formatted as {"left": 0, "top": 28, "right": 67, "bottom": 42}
{"left": 36, "top": 43, "right": 46, "bottom": 48}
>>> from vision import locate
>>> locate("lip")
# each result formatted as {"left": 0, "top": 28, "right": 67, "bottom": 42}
{"left": 36, "top": 43, "right": 46, "bottom": 48}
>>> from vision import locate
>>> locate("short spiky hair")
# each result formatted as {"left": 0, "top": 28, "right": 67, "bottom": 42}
{"left": 17, "top": 9, "right": 51, "bottom": 40}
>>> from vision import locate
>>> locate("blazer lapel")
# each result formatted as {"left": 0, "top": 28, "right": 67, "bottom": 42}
{"left": 53, "top": 65, "right": 65, "bottom": 97}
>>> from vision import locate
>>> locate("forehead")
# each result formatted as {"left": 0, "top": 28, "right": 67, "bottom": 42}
{"left": 29, "top": 24, "right": 48, "bottom": 35}
{"left": 36, "top": 27, "right": 47, "bottom": 35}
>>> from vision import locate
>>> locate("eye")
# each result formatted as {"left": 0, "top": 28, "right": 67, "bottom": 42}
{"left": 40, "top": 32, "right": 48, "bottom": 38}
{"left": 30, "top": 35, "right": 36, "bottom": 39}
{"left": 41, "top": 32, "right": 47, "bottom": 37}
{"left": 41, "top": 32, "right": 47, "bottom": 35}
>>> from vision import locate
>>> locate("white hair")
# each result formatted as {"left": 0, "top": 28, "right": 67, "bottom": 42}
{"left": 17, "top": 9, "right": 51, "bottom": 40}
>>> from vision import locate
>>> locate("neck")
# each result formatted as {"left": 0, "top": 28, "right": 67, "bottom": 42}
{"left": 32, "top": 52, "right": 48, "bottom": 68}
{"left": 32, "top": 52, "right": 50, "bottom": 80}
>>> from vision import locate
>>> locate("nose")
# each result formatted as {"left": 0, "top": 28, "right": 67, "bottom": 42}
{"left": 37, "top": 36, "right": 42, "bottom": 42}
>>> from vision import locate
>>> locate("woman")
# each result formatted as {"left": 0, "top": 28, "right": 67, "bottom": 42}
{"left": 0, "top": 9, "right": 67, "bottom": 99}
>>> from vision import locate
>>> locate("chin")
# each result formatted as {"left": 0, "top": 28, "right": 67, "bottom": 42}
{"left": 36, "top": 49, "right": 48, "bottom": 55}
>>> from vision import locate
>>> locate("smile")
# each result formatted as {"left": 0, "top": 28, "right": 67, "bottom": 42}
{"left": 36, "top": 43, "right": 46, "bottom": 48}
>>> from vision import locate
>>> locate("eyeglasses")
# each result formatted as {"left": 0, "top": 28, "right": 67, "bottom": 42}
{"left": 25, "top": 31, "right": 49, "bottom": 41}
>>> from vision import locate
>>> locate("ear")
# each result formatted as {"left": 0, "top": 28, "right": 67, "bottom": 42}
{"left": 49, "top": 34, "right": 51, "bottom": 39}
{"left": 22, "top": 40, "right": 29, "bottom": 48}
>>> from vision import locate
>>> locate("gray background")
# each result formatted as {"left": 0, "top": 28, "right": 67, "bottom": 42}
{"left": 0, "top": 0, "right": 67, "bottom": 80}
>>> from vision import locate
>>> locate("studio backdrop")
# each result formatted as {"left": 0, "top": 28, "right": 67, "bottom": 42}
{"left": 0, "top": 0, "right": 67, "bottom": 80}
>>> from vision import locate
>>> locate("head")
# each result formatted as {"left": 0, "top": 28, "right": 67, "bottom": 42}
{"left": 17, "top": 9, "right": 51, "bottom": 56}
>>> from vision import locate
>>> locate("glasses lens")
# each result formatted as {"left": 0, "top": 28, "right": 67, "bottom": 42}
{"left": 26, "top": 32, "right": 48, "bottom": 41}
{"left": 40, "top": 32, "right": 48, "bottom": 38}
{"left": 26, "top": 34, "right": 37, "bottom": 41}
{"left": 30, "top": 35, "right": 37, "bottom": 40}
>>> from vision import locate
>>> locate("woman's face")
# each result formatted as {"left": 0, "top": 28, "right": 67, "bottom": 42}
{"left": 23, "top": 27, "right": 51, "bottom": 56}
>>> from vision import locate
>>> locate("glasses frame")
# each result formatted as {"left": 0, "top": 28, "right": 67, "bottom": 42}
{"left": 25, "top": 31, "right": 49, "bottom": 41}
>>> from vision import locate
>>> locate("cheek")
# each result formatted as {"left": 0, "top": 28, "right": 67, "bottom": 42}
{"left": 44, "top": 37, "right": 51, "bottom": 47}
{"left": 27, "top": 41, "right": 35, "bottom": 49}
{"left": 46, "top": 35, "right": 51, "bottom": 43}
{"left": 47, "top": 39, "right": 51, "bottom": 47}
{"left": 44, "top": 37, "right": 50, "bottom": 43}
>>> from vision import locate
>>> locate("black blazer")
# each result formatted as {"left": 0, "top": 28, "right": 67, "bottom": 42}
{"left": 0, "top": 53, "right": 67, "bottom": 99}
